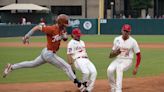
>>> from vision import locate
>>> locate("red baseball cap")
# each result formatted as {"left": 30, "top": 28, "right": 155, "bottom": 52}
{"left": 122, "top": 24, "right": 131, "bottom": 32}
{"left": 72, "top": 28, "right": 82, "bottom": 37}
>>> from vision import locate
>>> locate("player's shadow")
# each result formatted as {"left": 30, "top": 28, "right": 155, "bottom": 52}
{"left": 123, "top": 86, "right": 132, "bottom": 91}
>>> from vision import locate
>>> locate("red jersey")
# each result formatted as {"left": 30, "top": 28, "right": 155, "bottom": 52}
{"left": 42, "top": 24, "right": 63, "bottom": 53}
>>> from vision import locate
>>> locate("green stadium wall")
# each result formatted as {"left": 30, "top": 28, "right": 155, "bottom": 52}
{"left": 67, "top": 19, "right": 98, "bottom": 34}
{"left": 0, "top": 24, "right": 44, "bottom": 37}
{"left": 0, "top": 19, "right": 164, "bottom": 37}
{"left": 100, "top": 19, "right": 164, "bottom": 35}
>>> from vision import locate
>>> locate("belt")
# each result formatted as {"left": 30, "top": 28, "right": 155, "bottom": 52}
{"left": 75, "top": 56, "right": 88, "bottom": 60}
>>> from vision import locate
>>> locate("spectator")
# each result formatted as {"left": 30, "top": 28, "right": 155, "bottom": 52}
{"left": 40, "top": 18, "right": 46, "bottom": 26}
{"left": 158, "top": 15, "right": 162, "bottom": 19}
{"left": 21, "top": 17, "right": 26, "bottom": 25}
{"left": 120, "top": 14, "right": 126, "bottom": 19}
{"left": 146, "top": 14, "right": 151, "bottom": 19}
{"left": 122, "top": 14, "right": 126, "bottom": 19}
{"left": 154, "top": 15, "right": 158, "bottom": 19}
{"left": 162, "top": 14, "right": 164, "bottom": 19}
{"left": 128, "top": 15, "right": 132, "bottom": 19}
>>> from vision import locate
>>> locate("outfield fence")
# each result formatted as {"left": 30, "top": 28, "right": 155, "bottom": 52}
{"left": 0, "top": 19, "right": 164, "bottom": 37}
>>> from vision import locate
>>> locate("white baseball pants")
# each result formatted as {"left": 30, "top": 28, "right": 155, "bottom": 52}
{"left": 74, "top": 58, "right": 97, "bottom": 92}
{"left": 107, "top": 58, "right": 132, "bottom": 92}
{"left": 11, "top": 48, "right": 76, "bottom": 81}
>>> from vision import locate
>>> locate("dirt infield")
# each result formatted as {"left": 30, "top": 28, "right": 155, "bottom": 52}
{"left": 0, "top": 42, "right": 164, "bottom": 92}
{"left": 0, "top": 75, "right": 164, "bottom": 92}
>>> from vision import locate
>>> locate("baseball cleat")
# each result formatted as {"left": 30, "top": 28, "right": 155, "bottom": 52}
{"left": 111, "top": 88, "right": 115, "bottom": 92}
{"left": 83, "top": 81, "right": 89, "bottom": 87}
{"left": 74, "top": 79, "right": 86, "bottom": 91}
{"left": 74, "top": 82, "right": 86, "bottom": 92}
{"left": 82, "top": 90, "right": 89, "bottom": 92}
{"left": 79, "top": 84, "right": 86, "bottom": 92}
{"left": 76, "top": 83, "right": 85, "bottom": 90}
{"left": 3, "top": 63, "right": 12, "bottom": 78}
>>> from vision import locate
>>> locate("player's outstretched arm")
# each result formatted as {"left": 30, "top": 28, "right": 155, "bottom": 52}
{"left": 22, "top": 25, "right": 42, "bottom": 44}
{"left": 133, "top": 52, "right": 141, "bottom": 75}
{"left": 67, "top": 54, "right": 76, "bottom": 74}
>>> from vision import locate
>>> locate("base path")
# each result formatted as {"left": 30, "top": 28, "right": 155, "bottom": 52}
{"left": 0, "top": 75, "right": 164, "bottom": 92}
{"left": 0, "top": 42, "right": 164, "bottom": 48}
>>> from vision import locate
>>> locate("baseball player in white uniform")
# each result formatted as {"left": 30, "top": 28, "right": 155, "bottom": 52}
{"left": 107, "top": 24, "right": 141, "bottom": 92}
{"left": 67, "top": 28, "right": 97, "bottom": 92}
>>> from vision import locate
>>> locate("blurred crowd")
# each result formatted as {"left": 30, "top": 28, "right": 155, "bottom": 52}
{"left": 115, "top": 13, "right": 164, "bottom": 19}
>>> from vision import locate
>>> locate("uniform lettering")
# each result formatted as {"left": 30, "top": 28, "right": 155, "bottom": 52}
{"left": 76, "top": 46, "right": 84, "bottom": 52}
{"left": 120, "top": 48, "right": 130, "bottom": 57}
{"left": 52, "top": 35, "right": 62, "bottom": 42}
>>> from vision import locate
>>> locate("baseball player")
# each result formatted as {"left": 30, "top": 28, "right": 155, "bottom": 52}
{"left": 3, "top": 14, "right": 85, "bottom": 91}
{"left": 107, "top": 24, "right": 141, "bottom": 92}
{"left": 67, "top": 28, "right": 97, "bottom": 92}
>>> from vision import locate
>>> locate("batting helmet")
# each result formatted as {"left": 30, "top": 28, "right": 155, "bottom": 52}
{"left": 56, "top": 14, "right": 69, "bottom": 27}
{"left": 122, "top": 24, "right": 131, "bottom": 32}
{"left": 72, "top": 28, "right": 82, "bottom": 37}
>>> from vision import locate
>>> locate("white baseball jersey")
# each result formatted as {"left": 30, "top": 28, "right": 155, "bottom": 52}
{"left": 67, "top": 39, "right": 88, "bottom": 59}
{"left": 112, "top": 36, "right": 140, "bottom": 59}
{"left": 67, "top": 39, "right": 97, "bottom": 92}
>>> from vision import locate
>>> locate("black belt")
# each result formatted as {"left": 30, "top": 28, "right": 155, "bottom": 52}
{"left": 75, "top": 56, "right": 88, "bottom": 60}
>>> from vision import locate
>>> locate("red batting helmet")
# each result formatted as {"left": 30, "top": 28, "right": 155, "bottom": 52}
{"left": 72, "top": 28, "right": 82, "bottom": 37}
{"left": 121, "top": 24, "right": 131, "bottom": 32}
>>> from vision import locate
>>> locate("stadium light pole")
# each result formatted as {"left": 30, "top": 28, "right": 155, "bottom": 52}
{"left": 15, "top": 0, "right": 18, "bottom": 13}
{"left": 110, "top": 2, "right": 114, "bottom": 18}
{"left": 98, "top": 0, "right": 104, "bottom": 35}
{"left": 85, "top": 0, "right": 87, "bottom": 18}
{"left": 156, "top": 0, "right": 158, "bottom": 17}
{"left": 104, "top": 0, "right": 108, "bottom": 19}
{"left": 15, "top": 0, "right": 18, "bottom": 3}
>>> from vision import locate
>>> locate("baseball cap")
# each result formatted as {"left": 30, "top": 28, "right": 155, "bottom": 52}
{"left": 72, "top": 28, "right": 82, "bottom": 37}
{"left": 122, "top": 24, "right": 131, "bottom": 32}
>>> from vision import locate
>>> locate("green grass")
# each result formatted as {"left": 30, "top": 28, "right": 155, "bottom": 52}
{"left": 0, "top": 35, "right": 163, "bottom": 83}
{"left": 0, "top": 47, "right": 164, "bottom": 83}
{"left": 0, "top": 35, "right": 164, "bottom": 43}
{"left": 0, "top": 36, "right": 46, "bottom": 42}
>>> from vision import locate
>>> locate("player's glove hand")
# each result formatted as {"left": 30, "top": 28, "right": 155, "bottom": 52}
{"left": 61, "top": 30, "right": 68, "bottom": 41}
{"left": 109, "top": 48, "right": 121, "bottom": 58}
{"left": 22, "top": 36, "right": 30, "bottom": 44}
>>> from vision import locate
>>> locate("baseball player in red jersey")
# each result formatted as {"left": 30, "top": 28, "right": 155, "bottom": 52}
{"left": 3, "top": 14, "right": 85, "bottom": 91}
{"left": 107, "top": 24, "right": 141, "bottom": 92}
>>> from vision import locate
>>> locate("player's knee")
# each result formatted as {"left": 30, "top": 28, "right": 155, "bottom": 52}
{"left": 63, "top": 64, "right": 72, "bottom": 72}
{"left": 107, "top": 66, "right": 114, "bottom": 74}
{"left": 107, "top": 67, "right": 115, "bottom": 77}
{"left": 117, "top": 66, "right": 124, "bottom": 72}
{"left": 91, "top": 70, "right": 97, "bottom": 77}
{"left": 43, "top": 52, "right": 54, "bottom": 62}
{"left": 91, "top": 72, "right": 97, "bottom": 80}
{"left": 83, "top": 71, "right": 90, "bottom": 76}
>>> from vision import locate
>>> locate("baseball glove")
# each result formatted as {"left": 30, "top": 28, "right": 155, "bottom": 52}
{"left": 109, "top": 48, "right": 121, "bottom": 58}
